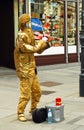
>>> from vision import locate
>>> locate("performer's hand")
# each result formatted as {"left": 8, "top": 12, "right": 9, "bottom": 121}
{"left": 42, "top": 36, "right": 48, "bottom": 42}
{"left": 42, "top": 35, "right": 55, "bottom": 47}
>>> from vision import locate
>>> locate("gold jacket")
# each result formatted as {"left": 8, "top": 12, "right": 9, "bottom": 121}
{"left": 14, "top": 28, "right": 50, "bottom": 78}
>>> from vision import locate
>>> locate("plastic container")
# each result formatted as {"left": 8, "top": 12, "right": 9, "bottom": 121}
{"left": 46, "top": 104, "right": 64, "bottom": 123}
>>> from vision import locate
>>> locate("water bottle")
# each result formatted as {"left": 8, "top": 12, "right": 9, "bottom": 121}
{"left": 55, "top": 109, "right": 60, "bottom": 122}
{"left": 47, "top": 108, "right": 53, "bottom": 124}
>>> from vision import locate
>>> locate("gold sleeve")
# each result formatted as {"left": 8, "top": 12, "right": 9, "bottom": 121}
{"left": 18, "top": 40, "right": 49, "bottom": 53}
{"left": 16, "top": 32, "right": 50, "bottom": 54}
{"left": 17, "top": 37, "right": 48, "bottom": 54}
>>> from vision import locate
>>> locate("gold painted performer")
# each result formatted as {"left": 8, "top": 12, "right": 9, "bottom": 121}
{"left": 14, "top": 14, "right": 52, "bottom": 122}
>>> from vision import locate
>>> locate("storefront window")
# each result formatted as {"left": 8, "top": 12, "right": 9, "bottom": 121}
{"left": 42, "top": 0, "right": 62, "bottom": 46}
{"left": 16, "top": 0, "right": 80, "bottom": 61}
{"left": 67, "top": 2, "right": 76, "bottom": 46}
{"left": 30, "top": 0, "right": 77, "bottom": 47}
{"left": 57, "top": 1, "right": 64, "bottom": 46}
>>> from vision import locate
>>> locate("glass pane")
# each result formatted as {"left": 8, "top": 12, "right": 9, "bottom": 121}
{"left": 42, "top": 0, "right": 64, "bottom": 46}
{"left": 18, "top": 0, "right": 25, "bottom": 16}
{"left": 67, "top": 2, "right": 76, "bottom": 46}
{"left": 30, "top": 0, "right": 80, "bottom": 47}
{"left": 59, "top": 2, "right": 64, "bottom": 46}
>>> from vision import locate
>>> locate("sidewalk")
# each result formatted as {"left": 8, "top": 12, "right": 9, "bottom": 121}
{"left": 0, "top": 62, "right": 84, "bottom": 130}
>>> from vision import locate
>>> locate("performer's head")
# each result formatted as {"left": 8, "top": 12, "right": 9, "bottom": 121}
{"left": 19, "top": 13, "right": 30, "bottom": 30}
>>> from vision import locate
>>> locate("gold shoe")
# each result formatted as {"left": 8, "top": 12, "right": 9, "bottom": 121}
{"left": 18, "top": 114, "right": 27, "bottom": 122}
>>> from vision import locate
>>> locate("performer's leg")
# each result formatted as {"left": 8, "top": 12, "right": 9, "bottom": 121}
{"left": 17, "top": 78, "right": 31, "bottom": 121}
{"left": 29, "top": 75, "right": 42, "bottom": 113}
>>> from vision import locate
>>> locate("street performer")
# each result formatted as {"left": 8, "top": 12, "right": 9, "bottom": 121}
{"left": 14, "top": 13, "right": 52, "bottom": 122}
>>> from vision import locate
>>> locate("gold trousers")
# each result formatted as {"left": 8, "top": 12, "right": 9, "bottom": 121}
{"left": 17, "top": 74, "right": 41, "bottom": 114}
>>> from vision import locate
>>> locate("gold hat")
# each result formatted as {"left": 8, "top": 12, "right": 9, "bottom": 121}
{"left": 19, "top": 13, "right": 30, "bottom": 29}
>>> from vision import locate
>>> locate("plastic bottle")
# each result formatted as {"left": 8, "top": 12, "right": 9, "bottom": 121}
{"left": 55, "top": 109, "right": 60, "bottom": 122}
{"left": 47, "top": 108, "right": 53, "bottom": 124}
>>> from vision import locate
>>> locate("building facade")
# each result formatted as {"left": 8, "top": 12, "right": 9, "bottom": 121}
{"left": 0, "top": 0, "right": 81, "bottom": 68}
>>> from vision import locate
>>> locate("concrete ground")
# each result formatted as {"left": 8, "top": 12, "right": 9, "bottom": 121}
{"left": 0, "top": 62, "right": 84, "bottom": 130}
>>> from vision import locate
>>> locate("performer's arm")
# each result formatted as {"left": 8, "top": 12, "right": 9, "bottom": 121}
{"left": 16, "top": 32, "right": 51, "bottom": 53}
{"left": 17, "top": 39, "right": 50, "bottom": 53}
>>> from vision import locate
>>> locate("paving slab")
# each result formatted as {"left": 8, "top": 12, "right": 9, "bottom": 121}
{"left": 0, "top": 63, "right": 84, "bottom": 130}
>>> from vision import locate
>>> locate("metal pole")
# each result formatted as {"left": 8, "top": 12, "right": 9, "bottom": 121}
{"left": 64, "top": 0, "right": 68, "bottom": 63}
{"left": 79, "top": 0, "right": 84, "bottom": 96}
{"left": 25, "top": 0, "right": 28, "bottom": 14}
{"left": 76, "top": 0, "right": 80, "bottom": 62}
{"left": 25, "top": 0, "right": 31, "bottom": 18}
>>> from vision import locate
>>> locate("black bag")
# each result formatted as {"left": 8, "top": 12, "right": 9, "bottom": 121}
{"left": 32, "top": 108, "right": 47, "bottom": 123}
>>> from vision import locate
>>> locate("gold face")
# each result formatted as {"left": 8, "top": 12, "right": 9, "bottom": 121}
{"left": 19, "top": 14, "right": 30, "bottom": 30}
